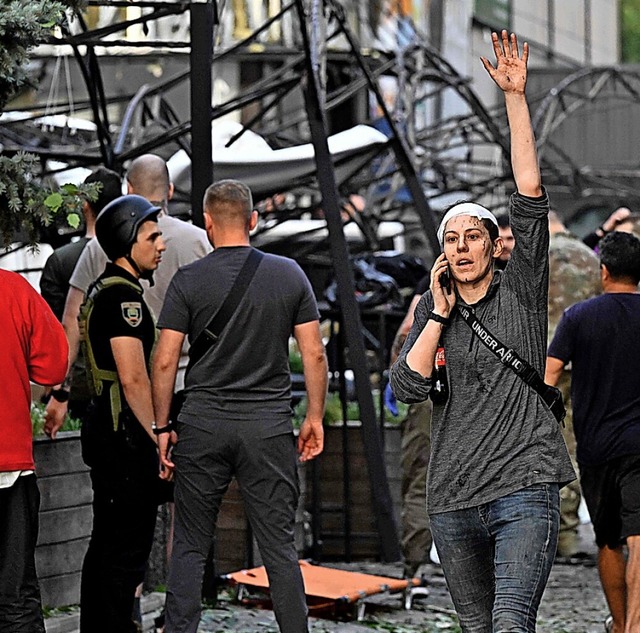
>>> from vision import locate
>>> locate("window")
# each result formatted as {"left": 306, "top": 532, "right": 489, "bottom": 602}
{"left": 474, "top": 0, "right": 511, "bottom": 30}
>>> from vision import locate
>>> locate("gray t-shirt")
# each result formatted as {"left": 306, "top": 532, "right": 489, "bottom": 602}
{"left": 158, "top": 246, "right": 319, "bottom": 434}
{"left": 390, "top": 191, "right": 575, "bottom": 514}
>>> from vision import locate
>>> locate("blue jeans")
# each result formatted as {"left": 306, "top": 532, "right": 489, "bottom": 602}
{"left": 430, "top": 483, "right": 560, "bottom": 633}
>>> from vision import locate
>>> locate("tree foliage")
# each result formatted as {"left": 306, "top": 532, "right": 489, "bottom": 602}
{"left": 0, "top": 153, "right": 99, "bottom": 246}
{"left": 621, "top": 0, "right": 640, "bottom": 62}
{"left": 0, "top": 0, "right": 92, "bottom": 247}
{"left": 0, "top": 0, "right": 67, "bottom": 112}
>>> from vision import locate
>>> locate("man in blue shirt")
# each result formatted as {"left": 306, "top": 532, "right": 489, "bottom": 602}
{"left": 546, "top": 231, "right": 640, "bottom": 633}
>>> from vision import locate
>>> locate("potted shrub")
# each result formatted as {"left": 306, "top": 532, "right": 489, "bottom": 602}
{"left": 297, "top": 392, "right": 407, "bottom": 560}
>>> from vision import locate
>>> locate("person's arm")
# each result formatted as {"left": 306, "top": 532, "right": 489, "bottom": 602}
{"left": 583, "top": 207, "right": 632, "bottom": 249}
{"left": 151, "top": 328, "right": 185, "bottom": 478}
{"left": 405, "top": 253, "right": 456, "bottom": 377}
{"left": 544, "top": 356, "right": 565, "bottom": 387}
{"left": 44, "top": 286, "right": 86, "bottom": 438}
{"left": 546, "top": 310, "right": 574, "bottom": 387}
{"left": 62, "top": 286, "right": 85, "bottom": 370}
{"left": 111, "top": 336, "right": 156, "bottom": 442}
{"left": 389, "top": 254, "right": 456, "bottom": 404}
{"left": 63, "top": 238, "right": 105, "bottom": 375}
{"left": 389, "top": 299, "right": 433, "bottom": 404}
{"left": 483, "top": 31, "right": 550, "bottom": 320}
{"left": 389, "top": 292, "right": 422, "bottom": 367}
{"left": 294, "top": 320, "right": 328, "bottom": 462}
{"left": 481, "top": 31, "right": 541, "bottom": 198}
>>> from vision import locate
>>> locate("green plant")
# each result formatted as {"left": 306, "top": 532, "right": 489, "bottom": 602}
{"left": 31, "top": 401, "right": 81, "bottom": 436}
{"left": 1, "top": 0, "right": 88, "bottom": 109}
{"left": 289, "top": 348, "right": 304, "bottom": 374}
{"left": 0, "top": 152, "right": 100, "bottom": 246}
{"left": 41, "top": 604, "right": 79, "bottom": 619}
{"left": 293, "top": 391, "right": 408, "bottom": 427}
{"left": 0, "top": 0, "right": 65, "bottom": 112}
{"left": 1, "top": 0, "right": 94, "bottom": 246}
{"left": 622, "top": 0, "right": 640, "bottom": 62}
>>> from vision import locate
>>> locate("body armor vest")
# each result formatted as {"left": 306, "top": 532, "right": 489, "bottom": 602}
{"left": 78, "top": 276, "right": 143, "bottom": 431}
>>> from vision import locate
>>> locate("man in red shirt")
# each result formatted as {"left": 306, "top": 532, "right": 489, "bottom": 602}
{"left": 0, "top": 270, "right": 68, "bottom": 633}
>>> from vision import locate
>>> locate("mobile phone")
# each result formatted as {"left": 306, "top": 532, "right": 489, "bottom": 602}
{"left": 440, "top": 264, "right": 451, "bottom": 293}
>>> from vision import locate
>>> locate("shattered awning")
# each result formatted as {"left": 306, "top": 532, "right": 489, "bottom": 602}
{"left": 167, "top": 122, "right": 389, "bottom": 200}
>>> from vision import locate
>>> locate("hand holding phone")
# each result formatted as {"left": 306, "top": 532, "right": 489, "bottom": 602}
{"left": 439, "top": 263, "right": 451, "bottom": 294}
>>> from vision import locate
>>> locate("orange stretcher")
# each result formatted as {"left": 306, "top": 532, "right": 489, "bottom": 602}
{"left": 224, "top": 559, "right": 427, "bottom": 620}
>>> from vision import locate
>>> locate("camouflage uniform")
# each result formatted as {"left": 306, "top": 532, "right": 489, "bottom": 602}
{"left": 548, "top": 232, "right": 601, "bottom": 557}
{"left": 400, "top": 399, "right": 433, "bottom": 577}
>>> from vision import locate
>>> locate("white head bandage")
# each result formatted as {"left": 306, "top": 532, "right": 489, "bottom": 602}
{"left": 437, "top": 202, "right": 499, "bottom": 247}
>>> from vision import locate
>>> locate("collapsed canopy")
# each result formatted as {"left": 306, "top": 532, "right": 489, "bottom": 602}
{"left": 167, "top": 122, "right": 389, "bottom": 200}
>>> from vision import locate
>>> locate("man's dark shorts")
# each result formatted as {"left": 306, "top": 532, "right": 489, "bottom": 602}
{"left": 580, "top": 454, "right": 640, "bottom": 549}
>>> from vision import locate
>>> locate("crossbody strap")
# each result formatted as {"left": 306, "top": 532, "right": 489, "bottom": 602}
{"left": 187, "top": 249, "right": 264, "bottom": 371}
{"left": 456, "top": 304, "right": 548, "bottom": 396}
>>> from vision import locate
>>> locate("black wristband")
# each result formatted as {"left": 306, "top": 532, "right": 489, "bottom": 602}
{"left": 151, "top": 421, "right": 174, "bottom": 436}
{"left": 429, "top": 311, "right": 451, "bottom": 326}
{"left": 50, "top": 388, "right": 70, "bottom": 403}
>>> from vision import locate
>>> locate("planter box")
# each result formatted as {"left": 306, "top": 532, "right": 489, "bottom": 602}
{"left": 307, "top": 422, "right": 402, "bottom": 560}
{"left": 34, "top": 431, "right": 308, "bottom": 605}
{"left": 34, "top": 432, "right": 92, "bottom": 608}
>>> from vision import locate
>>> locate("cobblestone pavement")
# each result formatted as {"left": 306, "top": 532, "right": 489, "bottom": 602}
{"left": 45, "top": 526, "right": 609, "bottom": 633}
{"left": 190, "top": 557, "right": 608, "bottom": 633}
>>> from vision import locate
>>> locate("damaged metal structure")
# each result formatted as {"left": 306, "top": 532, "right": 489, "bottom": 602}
{"left": 3, "top": 0, "right": 639, "bottom": 562}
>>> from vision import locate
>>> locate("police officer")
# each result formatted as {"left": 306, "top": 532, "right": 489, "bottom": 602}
{"left": 79, "top": 194, "right": 166, "bottom": 633}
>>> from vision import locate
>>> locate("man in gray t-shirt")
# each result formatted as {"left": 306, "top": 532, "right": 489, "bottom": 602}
{"left": 152, "top": 180, "right": 328, "bottom": 633}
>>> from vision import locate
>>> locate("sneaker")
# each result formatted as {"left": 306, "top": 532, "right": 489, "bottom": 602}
{"left": 604, "top": 615, "right": 613, "bottom": 632}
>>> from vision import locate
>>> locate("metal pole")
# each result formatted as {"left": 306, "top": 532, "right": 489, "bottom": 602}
{"left": 295, "top": 0, "right": 401, "bottom": 562}
{"left": 337, "top": 325, "right": 352, "bottom": 562}
{"left": 190, "top": 0, "right": 216, "bottom": 227}
{"left": 429, "top": 0, "right": 444, "bottom": 123}
{"left": 328, "top": 0, "right": 440, "bottom": 255}
{"left": 547, "top": 0, "right": 555, "bottom": 62}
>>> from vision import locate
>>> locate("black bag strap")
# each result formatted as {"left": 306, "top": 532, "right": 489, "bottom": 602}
{"left": 187, "top": 249, "right": 264, "bottom": 371}
{"left": 456, "top": 304, "right": 565, "bottom": 423}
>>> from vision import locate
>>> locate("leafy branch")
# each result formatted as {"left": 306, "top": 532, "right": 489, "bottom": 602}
{"left": 0, "top": 152, "right": 99, "bottom": 246}
{"left": 1, "top": 0, "right": 92, "bottom": 246}
{"left": 0, "top": 1, "right": 68, "bottom": 111}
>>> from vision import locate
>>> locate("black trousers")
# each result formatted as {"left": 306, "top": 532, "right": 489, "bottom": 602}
{"left": 165, "top": 421, "right": 307, "bottom": 633}
{"left": 0, "top": 474, "right": 45, "bottom": 633}
{"left": 80, "top": 414, "right": 160, "bottom": 633}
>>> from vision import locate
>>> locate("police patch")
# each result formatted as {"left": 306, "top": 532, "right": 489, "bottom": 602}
{"left": 121, "top": 302, "right": 143, "bottom": 327}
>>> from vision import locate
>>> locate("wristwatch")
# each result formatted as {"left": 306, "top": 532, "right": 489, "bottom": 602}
{"left": 428, "top": 311, "right": 451, "bottom": 326}
{"left": 50, "top": 388, "right": 70, "bottom": 403}
{"left": 151, "top": 421, "right": 174, "bottom": 436}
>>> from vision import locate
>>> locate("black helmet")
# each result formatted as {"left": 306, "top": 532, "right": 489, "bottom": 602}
{"left": 96, "top": 194, "right": 161, "bottom": 261}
